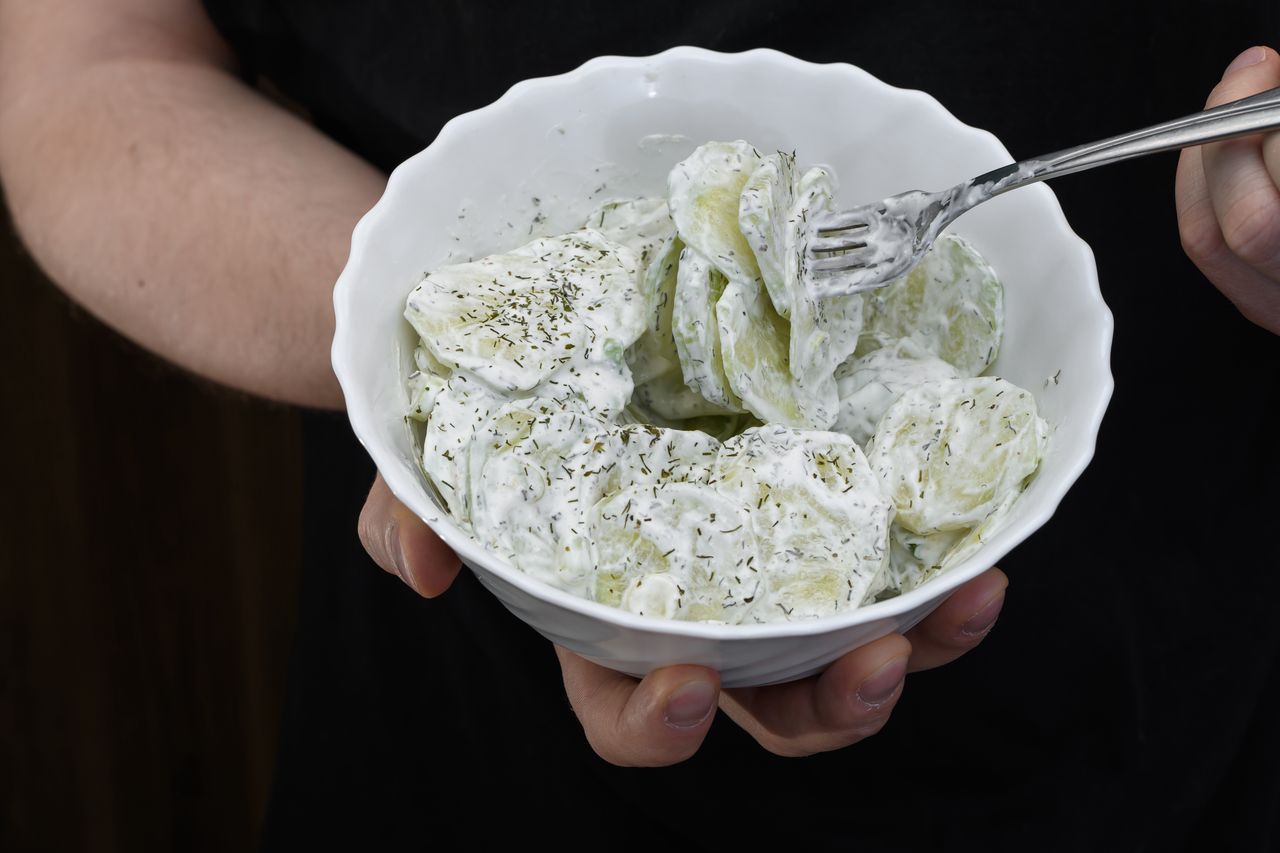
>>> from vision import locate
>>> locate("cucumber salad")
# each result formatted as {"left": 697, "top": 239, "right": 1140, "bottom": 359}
{"left": 403, "top": 141, "right": 1047, "bottom": 624}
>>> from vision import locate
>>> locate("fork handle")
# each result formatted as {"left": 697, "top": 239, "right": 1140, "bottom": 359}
{"left": 963, "top": 85, "right": 1280, "bottom": 203}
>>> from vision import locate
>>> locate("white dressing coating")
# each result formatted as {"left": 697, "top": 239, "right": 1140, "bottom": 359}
{"left": 628, "top": 234, "right": 683, "bottom": 386}
{"left": 667, "top": 141, "right": 841, "bottom": 426}
{"left": 717, "top": 271, "right": 836, "bottom": 428}
{"left": 620, "top": 573, "right": 683, "bottom": 620}
{"left": 405, "top": 230, "right": 645, "bottom": 394}
{"left": 603, "top": 422, "right": 720, "bottom": 493}
{"left": 785, "top": 166, "right": 864, "bottom": 396}
{"left": 668, "top": 140, "right": 764, "bottom": 284}
{"left": 672, "top": 247, "right": 743, "bottom": 410}
{"left": 629, "top": 234, "right": 734, "bottom": 423}
{"left": 864, "top": 490, "right": 1019, "bottom": 603}
{"left": 937, "top": 489, "right": 1021, "bottom": 571}
{"left": 858, "top": 234, "right": 1004, "bottom": 377}
{"left": 406, "top": 345, "right": 450, "bottom": 422}
{"left": 403, "top": 140, "right": 1047, "bottom": 623}
{"left": 590, "top": 483, "right": 761, "bottom": 622}
{"left": 833, "top": 338, "right": 960, "bottom": 447}
{"left": 421, "top": 372, "right": 505, "bottom": 521}
{"left": 864, "top": 523, "right": 964, "bottom": 602}
{"left": 423, "top": 362, "right": 631, "bottom": 522}
{"left": 868, "top": 377, "right": 1047, "bottom": 534}
{"left": 712, "top": 426, "right": 893, "bottom": 620}
{"left": 668, "top": 143, "right": 851, "bottom": 430}
{"left": 583, "top": 197, "right": 675, "bottom": 273}
{"left": 739, "top": 151, "right": 797, "bottom": 316}
{"left": 740, "top": 156, "right": 864, "bottom": 391}
{"left": 469, "top": 401, "right": 613, "bottom": 596}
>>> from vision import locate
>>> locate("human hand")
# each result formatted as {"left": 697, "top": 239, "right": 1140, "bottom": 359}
{"left": 359, "top": 475, "right": 1008, "bottom": 766}
{"left": 1177, "top": 46, "right": 1280, "bottom": 335}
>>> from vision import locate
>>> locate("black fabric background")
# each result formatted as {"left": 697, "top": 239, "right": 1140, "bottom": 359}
{"left": 200, "top": 2, "right": 1280, "bottom": 849}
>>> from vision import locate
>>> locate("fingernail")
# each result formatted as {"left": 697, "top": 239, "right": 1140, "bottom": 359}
{"left": 384, "top": 519, "right": 413, "bottom": 591}
{"left": 855, "top": 656, "right": 907, "bottom": 709}
{"left": 1226, "top": 46, "right": 1268, "bottom": 76}
{"left": 664, "top": 681, "right": 717, "bottom": 729}
{"left": 960, "top": 592, "right": 1005, "bottom": 638}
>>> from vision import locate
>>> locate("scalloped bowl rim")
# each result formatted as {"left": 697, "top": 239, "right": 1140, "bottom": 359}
{"left": 333, "top": 46, "right": 1113, "bottom": 641}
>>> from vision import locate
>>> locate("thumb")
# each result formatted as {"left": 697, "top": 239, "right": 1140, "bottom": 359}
{"left": 358, "top": 474, "right": 461, "bottom": 596}
{"left": 556, "top": 646, "right": 719, "bottom": 767}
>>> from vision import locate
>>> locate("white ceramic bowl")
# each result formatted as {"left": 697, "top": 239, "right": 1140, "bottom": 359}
{"left": 332, "top": 47, "right": 1112, "bottom": 688}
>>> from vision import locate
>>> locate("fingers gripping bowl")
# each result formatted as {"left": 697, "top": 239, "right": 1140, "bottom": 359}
{"left": 332, "top": 48, "right": 1113, "bottom": 687}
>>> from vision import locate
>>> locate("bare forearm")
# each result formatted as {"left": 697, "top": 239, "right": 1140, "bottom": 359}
{"left": 0, "top": 49, "right": 384, "bottom": 408}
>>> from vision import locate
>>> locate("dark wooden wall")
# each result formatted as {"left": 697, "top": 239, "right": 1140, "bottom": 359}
{"left": 1, "top": 215, "right": 302, "bottom": 851}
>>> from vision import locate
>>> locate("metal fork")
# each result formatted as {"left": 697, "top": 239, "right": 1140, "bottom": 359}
{"left": 807, "top": 85, "right": 1280, "bottom": 297}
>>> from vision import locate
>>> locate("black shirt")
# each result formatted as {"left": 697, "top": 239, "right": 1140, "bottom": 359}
{"left": 201, "top": 2, "right": 1280, "bottom": 849}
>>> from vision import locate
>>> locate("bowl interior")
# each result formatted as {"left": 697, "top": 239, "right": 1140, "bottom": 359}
{"left": 333, "top": 47, "right": 1112, "bottom": 640}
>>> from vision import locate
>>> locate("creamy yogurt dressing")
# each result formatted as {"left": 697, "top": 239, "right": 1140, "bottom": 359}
{"left": 833, "top": 338, "right": 959, "bottom": 447}
{"left": 711, "top": 426, "right": 893, "bottom": 619}
{"left": 403, "top": 140, "right": 1048, "bottom": 624}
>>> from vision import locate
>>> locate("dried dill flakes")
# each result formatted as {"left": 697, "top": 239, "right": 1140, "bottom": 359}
{"left": 402, "top": 141, "right": 1042, "bottom": 625}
